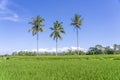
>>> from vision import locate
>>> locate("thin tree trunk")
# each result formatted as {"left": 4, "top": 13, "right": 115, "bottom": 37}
{"left": 76, "top": 28, "right": 79, "bottom": 55}
{"left": 37, "top": 32, "right": 39, "bottom": 55}
{"left": 56, "top": 38, "right": 58, "bottom": 56}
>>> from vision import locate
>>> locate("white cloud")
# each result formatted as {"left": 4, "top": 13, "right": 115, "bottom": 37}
{"left": 2, "top": 13, "right": 19, "bottom": 21}
{"left": 0, "top": 47, "right": 87, "bottom": 55}
{"left": 21, "top": 47, "right": 87, "bottom": 53}
{"left": 0, "top": 0, "right": 19, "bottom": 21}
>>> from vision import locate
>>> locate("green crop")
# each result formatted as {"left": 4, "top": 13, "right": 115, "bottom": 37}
{"left": 0, "top": 55, "right": 120, "bottom": 80}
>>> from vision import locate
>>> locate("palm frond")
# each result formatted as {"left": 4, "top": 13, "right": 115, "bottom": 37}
{"left": 28, "top": 28, "right": 33, "bottom": 32}
{"left": 50, "top": 32, "right": 54, "bottom": 38}
{"left": 58, "top": 33, "right": 62, "bottom": 39}
{"left": 50, "top": 20, "right": 65, "bottom": 40}
{"left": 71, "top": 14, "right": 83, "bottom": 29}
{"left": 28, "top": 16, "right": 45, "bottom": 36}
{"left": 50, "top": 27, "right": 54, "bottom": 30}
{"left": 39, "top": 27, "right": 44, "bottom": 32}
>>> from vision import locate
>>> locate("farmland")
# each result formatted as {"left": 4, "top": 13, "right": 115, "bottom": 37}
{"left": 0, "top": 55, "right": 120, "bottom": 80}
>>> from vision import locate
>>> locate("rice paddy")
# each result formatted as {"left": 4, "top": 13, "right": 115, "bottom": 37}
{"left": 0, "top": 55, "right": 120, "bottom": 80}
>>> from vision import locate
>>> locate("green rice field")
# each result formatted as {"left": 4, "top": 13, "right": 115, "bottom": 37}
{"left": 0, "top": 55, "right": 120, "bottom": 80}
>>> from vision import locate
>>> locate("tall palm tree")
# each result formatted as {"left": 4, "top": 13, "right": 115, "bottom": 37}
{"left": 50, "top": 21, "right": 65, "bottom": 56}
{"left": 29, "top": 16, "right": 45, "bottom": 53}
{"left": 71, "top": 14, "right": 83, "bottom": 55}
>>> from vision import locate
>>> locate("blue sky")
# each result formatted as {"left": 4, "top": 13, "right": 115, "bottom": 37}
{"left": 0, "top": 0, "right": 120, "bottom": 54}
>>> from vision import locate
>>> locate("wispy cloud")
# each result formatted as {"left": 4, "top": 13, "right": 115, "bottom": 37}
{"left": 0, "top": 0, "right": 19, "bottom": 22}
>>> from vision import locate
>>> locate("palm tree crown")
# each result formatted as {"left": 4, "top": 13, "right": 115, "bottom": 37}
{"left": 29, "top": 16, "right": 44, "bottom": 35}
{"left": 50, "top": 21, "right": 65, "bottom": 39}
{"left": 71, "top": 14, "right": 82, "bottom": 28}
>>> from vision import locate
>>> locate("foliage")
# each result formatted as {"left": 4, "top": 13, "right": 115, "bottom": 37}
{"left": 87, "top": 44, "right": 120, "bottom": 55}
{"left": 11, "top": 44, "right": 120, "bottom": 56}
{"left": 29, "top": 16, "right": 45, "bottom": 35}
{"left": 12, "top": 51, "right": 37, "bottom": 56}
{"left": 71, "top": 14, "right": 82, "bottom": 28}
{"left": 50, "top": 21, "right": 65, "bottom": 40}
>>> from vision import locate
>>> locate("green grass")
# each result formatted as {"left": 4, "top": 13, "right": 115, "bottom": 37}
{"left": 1, "top": 55, "right": 120, "bottom": 80}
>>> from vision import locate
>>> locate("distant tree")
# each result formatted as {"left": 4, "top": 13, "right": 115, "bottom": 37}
{"left": 29, "top": 16, "right": 45, "bottom": 53}
{"left": 68, "top": 48, "right": 72, "bottom": 54}
{"left": 117, "top": 45, "right": 120, "bottom": 50}
{"left": 71, "top": 14, "right": 83, "bottom": 55}
{"left": 88, "top": 47, "right": 96, "bottom": 55}
{"left": 113, "top": 44, "right": 118, "bottom": 54}
{"left": 79, "top": 50, "right": 86, "bottom": 55}
{"left": 50, "top": 21, "right": 65, "bottom": 56}
{"left": 95, "top": 45, "right": 103, "bottom": 50}
{"left": 88, "top": 45, "right": 104, "bottom": 55}
{"left": 113, "top": 44, "right": 118, "bottom": 51}
{"left": 104, "top": 46, "right": 114, "bottom": 54}
{"left": 18, "top": 51, "right": 25, "bottom": 56}
{"left": 95, "top": 44, "right": 104, "bottom": 54}
{"left": 88, "top": 47, "right": 102, "bottom": 55}
{"left": 12, "top": 52, "right": 18, "bottom": 56}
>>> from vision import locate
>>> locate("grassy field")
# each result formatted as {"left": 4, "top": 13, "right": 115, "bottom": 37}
{"left": 0, "top": 55, "right": 120, "bottom": 80}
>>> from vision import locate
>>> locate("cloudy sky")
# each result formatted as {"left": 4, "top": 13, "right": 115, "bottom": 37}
{"left": 0, "top": 0, "right": 120, "bottom": 54}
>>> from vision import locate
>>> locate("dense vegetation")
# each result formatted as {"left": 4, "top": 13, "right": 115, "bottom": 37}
{"left": 87, "top": 44, "right": 120, "bottom": 55}
{"left": 9, "top": 44, "right": 120, "bottom": 56}
{"left": 1, "top": 55, "right": 120, "bottom": 80}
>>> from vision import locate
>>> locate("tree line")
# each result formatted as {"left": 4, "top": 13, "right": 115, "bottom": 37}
{"left": 87, "top": 44, "right": 120, "bottom": 55}
{"left": 10, "top": 44, "right": 120, "bottom": 56}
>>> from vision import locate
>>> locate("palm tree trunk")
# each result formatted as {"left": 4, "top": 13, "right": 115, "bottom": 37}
{"left": 76, "top": 28, "right": 79, "bottom": 55}
{"left": 37, "top": 32, "right": 39, "bottom": 55}
{"left": 56, "top": 38, "right": 58, "bottom": 56}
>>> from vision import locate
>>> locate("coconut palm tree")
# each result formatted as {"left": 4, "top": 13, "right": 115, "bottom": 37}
{"left": 50, "top": 21, "right": 65, "bottom": 56}
{"left": 71, "top": 14, "right": 83, "bottom": 55}
{"left": 29, "top": 16, "right": 45, "bottom": 53}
